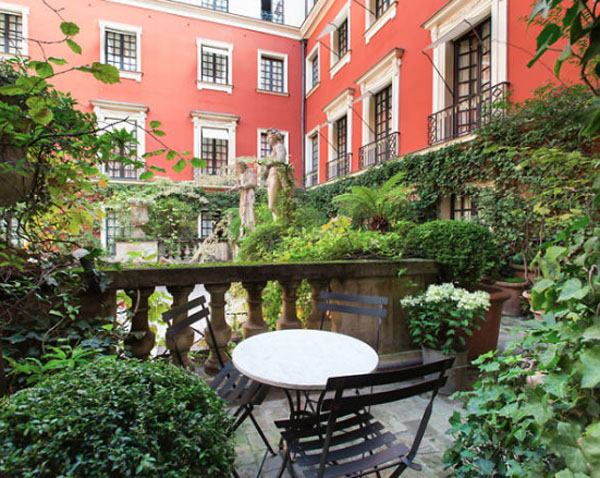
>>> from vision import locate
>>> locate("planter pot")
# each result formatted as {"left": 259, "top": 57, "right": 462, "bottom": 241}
{"left": 422, "top": 347, "right": 468, "bottom": 395}
{"left": 465, "top": 283, "right": 510, "bottom": 362}
{"left": 522, "top": 290, "right": 545, "bottom": 321}
{"left": 495, "top": 278, "right": 529, "bottom": 316}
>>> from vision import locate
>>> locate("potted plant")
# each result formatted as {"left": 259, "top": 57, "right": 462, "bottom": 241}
{"left": 400, "top": 283, "right": 490, "bottom": 395}
{"left": 406, "top": 220, "right": 509, "bottom": 360}
{"left": 402, "top": 283, "right": 490, "bottom": 394}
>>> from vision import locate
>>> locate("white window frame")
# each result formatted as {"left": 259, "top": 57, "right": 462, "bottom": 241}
{"left": 305, "top": 125, "right": 320, "bottom": 183}
{"left": 364, "top": 0, "right": 397, "bottom": 44}
{"left": 323, "top": 88, "right": 354, "bottom": 165}
{"left": 191, "top": 110, "right": 239, "bottom": 177}
{"left": 91, "top": 99, "right": 148, "bottom": 181}
{"left": 196, "top": 38, "right": 233, "bottom": 93}
{"left": 257, "top": 49, "right": 289, "bottom": 94}
{"left": 0, "top": 2, "right": 28, "bottom": 57}
{"left": 329, "top": 3, "right": 351, "bottom": 78}
{"left": 257, "top": 128, "right": 290, "bottom": 161}
{"left": 423, "top": 0, "right": 507, "bottom": 115}
{"left": 305, "top": 43, "right": 320, "bottom": 96}
{"left": 356, "top": 48, "right": 402, "bottom": 148}
{"left": 99, "top": 20, "right": 142, "bottom": 82}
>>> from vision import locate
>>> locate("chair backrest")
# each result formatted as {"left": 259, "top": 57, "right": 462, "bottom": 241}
{"left": 163, "top": 294, "right": 226, "bottom": 369}
{"left": 316, "top": 358, "right": 454, "bottom": 476}
{"left": 317, "top": 291, "right": 388, "bottom": 352}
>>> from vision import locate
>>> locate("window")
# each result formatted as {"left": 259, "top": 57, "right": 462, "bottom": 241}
{"left": 311, "top": 54, "right": 319, "bottom": 88}
{"left": 105, "top": 212, "right": 132, "bottom": 255}
{"left": 310, "top": 134, "right": 319, "bottom": 172}
{"left": 261, "top": 0, "right": 284, "bottom": 24}
{"left": 191, "top": 111, "right": 239, "bottom": 181}
{"left": 99, "top": 21, "right": 142, "bottom": 81}
{"left": 336, "top": 115, "right": 347, "bottom": 158}
{"left": 91, "top": 100, "right": 148, "bottom": 181}
{"left": 0, "top": 10, "right": 22, "bottom": 54}
{"left": 375, "top": 0, "right": 392, "bottom": 19}
{"left": 336, "top": 19, "right": 348, "bottom": 61}
{"left": 324, "top": 88, "right": 353, "bottom": 179}
{"left": 257, "top": 51, "right": 288, "bottom": 94}
{"left": 450, "top": 194, "right": 476, "bottom": 220}
{"left": 258, "top": 129, "right": 289, "bottom": 159}
{"left": 374, "top": 85, "right": 392, "bottom": 140}
{"left": 201, "top": 46, "right": 228, "bottom": 84}
{"left": 199, "top": 130, "right": 228, "bottom": 176}
{"left": 198, "top": 212, "right": 216, "bottom": 239}
{"left": 305, "top": 133, "right": 319, "bottom": 187}
{"left": 200, "top": 0, "right": 228, "bottom": 12}
{"left": 305, "top": 44, "right": 320, "bottom": 94}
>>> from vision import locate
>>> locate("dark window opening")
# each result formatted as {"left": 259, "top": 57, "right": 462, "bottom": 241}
{"left": 201, "top": 46, "right": 229, "bottom": 84}
{"left": 374, "top": 85, "right": 392, "bottom": 140}
{"left": 0, "top": 12, "right": 22, "bottom": 54}
{"left": 260, "top": 56, "right": 284, "bottom": 92}
{"left": 105, "top": 30, "right": 137, "bottom": 71}
{"left": 336, "top": 19, "right": 348, "bottom": 60}
{"left": 375, "top": 0, "right": 392, "bottom": 19}
{"left": 200, "top": 136, "right": 228, "bottom": 175}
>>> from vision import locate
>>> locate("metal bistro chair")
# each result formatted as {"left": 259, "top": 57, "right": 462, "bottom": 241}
{"left": 164, "top": 295, "right": 276, "bottom": 477}
{"left": 275, "top": 358, "right": 454, "bottom": 478}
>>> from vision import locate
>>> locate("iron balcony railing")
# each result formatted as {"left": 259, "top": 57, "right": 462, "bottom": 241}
{"left": 326, "top": 153, "right": 351, "bottom": 181}
{"left": 358, "top": 131, "right": 399, "bottom": 170}
{"left": 427, "top": 81, "right": 510, "bottom": 146}
{"left": 261, "top": 10, "right": 284, "bottom": 24}
{"left": 305, "top": 170, "right": 318, "bottom": 188}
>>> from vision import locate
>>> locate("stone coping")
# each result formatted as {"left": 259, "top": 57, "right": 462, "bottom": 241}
{"left": 104, "top": 259, "right": 437, "bottom": 289}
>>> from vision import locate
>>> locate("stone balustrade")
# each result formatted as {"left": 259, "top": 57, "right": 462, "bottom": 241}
{"left": 85, "top": 260, "right": 437, "bottom": 374}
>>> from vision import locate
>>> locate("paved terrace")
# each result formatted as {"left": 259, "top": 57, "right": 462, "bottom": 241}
{"left": 221, "top": 315, "right": 527, "bottom": 478}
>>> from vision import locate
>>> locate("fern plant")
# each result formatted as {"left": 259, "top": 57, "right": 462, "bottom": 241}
{"left": 332, "top": 172, "right": 411, "bottom": 232}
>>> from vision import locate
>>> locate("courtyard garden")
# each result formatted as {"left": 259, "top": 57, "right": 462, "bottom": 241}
{"left": 1, "top": 1, "right": 600, "bottom": 477}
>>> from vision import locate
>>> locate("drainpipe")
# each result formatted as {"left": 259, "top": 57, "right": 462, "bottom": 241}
{"left": 301, "top": 38, "right": 307, "bottom": 189}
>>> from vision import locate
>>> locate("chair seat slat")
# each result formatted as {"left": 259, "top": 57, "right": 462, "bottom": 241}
{"left": 285, "top": 422, "right": 385, "bottom": 452}
{"left": 319, "top": 291, "right": 388, "bottom": 305}
{"left": 318, "top": 443, "right": 409, "bottom": 478}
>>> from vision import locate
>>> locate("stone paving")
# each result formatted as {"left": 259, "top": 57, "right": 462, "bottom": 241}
{"left": 228, "top": 314, "right": 530, "bottom": 478}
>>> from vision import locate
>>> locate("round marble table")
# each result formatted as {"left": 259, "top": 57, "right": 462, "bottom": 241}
{"left": 232, "top": 329, "right": 379, "bottom": 391}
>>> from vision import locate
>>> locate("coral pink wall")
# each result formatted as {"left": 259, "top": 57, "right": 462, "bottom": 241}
{"left": 18, "top": 0, "right": 303, "bottom": 181}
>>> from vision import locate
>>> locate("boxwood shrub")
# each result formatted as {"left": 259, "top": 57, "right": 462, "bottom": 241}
{"left": 0, "top": 358, "right": 234, "bottom": 478}
{"left": 406, "top": 220, "right": 500, "bottom": 288}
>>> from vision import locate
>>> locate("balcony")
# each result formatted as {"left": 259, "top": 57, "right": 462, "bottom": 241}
{"left": 326, "top": 153, "right": 351, "bottom": 181}
{"left": 305, "top": 170, "right": 318, "bottom": 188}
{"left": 358, "top": 132, "right": 399, "bottom": 170}
{"left": 261, "top": 10, "right": 284, "bottom": 24}
{"left": 427, "top": 82, "right": 510, "bottom": 146}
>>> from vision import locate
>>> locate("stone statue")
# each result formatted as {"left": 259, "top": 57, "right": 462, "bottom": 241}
{"left": 265, "top": 129, "right": 287, "bottom": 221}
{"left": 231, "top": 160, "right": 256, "bottom": 237}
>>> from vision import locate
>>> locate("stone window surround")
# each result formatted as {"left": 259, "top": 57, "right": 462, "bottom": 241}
{"left": 196, "top": 37, "right": 234, "bottom": 93}
{"left": 356, "top": 48, "right": 402, "bottom": 148}
{"left": 0, "top": 1, "right": 28, "bottom": 57}
{"left": 364, "top": 0, "right": 397, "bottom": 45}
{"left": 305, "top": 42, "right": 320, "bottom": 96}
{"left": 304, "top": 124, "right": 320, "bottom": 180}
{"left": 328, "top": 2, "right": 351, "bottom": 79}
{"left": 323, "top": 88, "right": 354, "bottom": 163}
{"left": 99, "top": 20, "right": 143, "bottom": 82}
{"left": 191, "top": 110, "right": 239, "bottom": 174}
{"left": 423, "top": 0, "right": 507, "bottom": 115}
{"left": 91, "top": 99, "right": 148, "bottom": 181}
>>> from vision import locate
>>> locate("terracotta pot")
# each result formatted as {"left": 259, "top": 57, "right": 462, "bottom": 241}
{"left": 522, "top": 290, "right": 545, "bottom": 321}
{"left": 495, "top": 278, "right": 529, "bottom": 316}
{"left": 422, "top": 347, "right": 468, "bottom": 395}
{"left": 465, "top": 283, "right": 510, "bottom": 362}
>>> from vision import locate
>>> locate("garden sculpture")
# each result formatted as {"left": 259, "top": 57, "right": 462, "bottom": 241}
{"left": 231, "top": 160, "right": 256, "bottom": 237}
{"left": 265, "top": 129, "right": 287, "bottom": 221}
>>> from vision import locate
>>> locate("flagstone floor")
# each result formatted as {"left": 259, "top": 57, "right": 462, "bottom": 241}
{"left": 228, "top": 314, "right": 528, "bottom": 478}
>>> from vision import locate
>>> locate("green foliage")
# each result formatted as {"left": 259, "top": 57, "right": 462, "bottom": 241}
{"left": 402, "top": 283, "right": 489, "bottom": 354}
{"left": 444, "top": 173, "right": 600, "bottom": 477}
{"left": 332, "top": 173, "right": 414, "bottom": 231}
{"left": 406, "top": 220, "right": 500, "bottom": 288}
{"left": 0, "top": 359, "right": 234, "bottom": 477}
{"left": 237, "top": 222, "right": 285, "bottom": 262}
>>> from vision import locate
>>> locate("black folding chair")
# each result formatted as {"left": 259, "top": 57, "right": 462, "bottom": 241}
{"left": 275, "top": 358, "right": 454, "bottom": 478}
{"left": 164, "top": 295, "right": 276, "bottom": 478}
{"left": 317, "top": 292, "right": 388, "bottom": 353}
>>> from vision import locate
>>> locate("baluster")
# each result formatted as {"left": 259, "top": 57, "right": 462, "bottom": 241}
{"left": 204, "top": 283, "right": 232, "bottom": 375}
{"left": 242, "top": 281, "right": 268, "bottom": 338}
{"left": 306, "top": 280, "right": 330, "bottom": 330}
{"left": 166, "top": 285, "right": 195, "bottom": 368}
{"left": 276, "top": 280, "right": 302, "bottom": 330}
{"left": 124, "top": 287, "right": 155, "bottom": 360}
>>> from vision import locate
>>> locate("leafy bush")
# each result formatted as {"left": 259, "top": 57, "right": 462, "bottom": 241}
{"left": 406, "top": 220, "right": 500, "bottom": 287}
{"left": 401, "top": 283, "right": 489, "bottom": 354}
{"left": 237, "top": 222, "right": 284, "bottom": 262}
{"left": 0, "top": 359, "right": 234, "bottom": 478}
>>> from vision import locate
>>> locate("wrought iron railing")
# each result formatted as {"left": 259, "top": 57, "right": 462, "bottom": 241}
{"left": 326, "top": 153, "right": 351, "bottom": 181}
{"left": 358, "top": 132, "right": 399, "bottom": 170}
{"left": 261, "top": 10, "right": 284, "bottom": 24}
{"left": 427, "top": 82, "right": 510, "bottom": 146}
{"left": 305, "top": 171, "right": 318, "bottom": 188}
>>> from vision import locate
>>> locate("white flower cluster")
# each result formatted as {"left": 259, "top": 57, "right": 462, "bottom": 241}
{"left": 401, "top": 283, "right": 490, "bottom": 311}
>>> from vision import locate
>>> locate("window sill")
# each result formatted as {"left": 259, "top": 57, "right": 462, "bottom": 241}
{"left": 197, "top": 80, "right": 233, "bottom": 94}
{"left": 364, "top": 2, "right": 397, "bottom": 44}
{"left": 0, "top": 51, "right": 27, "bottom": 59}
{"left": 255, "top": 88, "right": 289, "bottom": 97}
{"left": 118, "top": 70, "right": 142, "bottom": 82}
{"left": 330, "top": 51, "right": 351, "bottom": 79}
{"left": 305, "top": 82, "right": 320, "bottom": 99}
